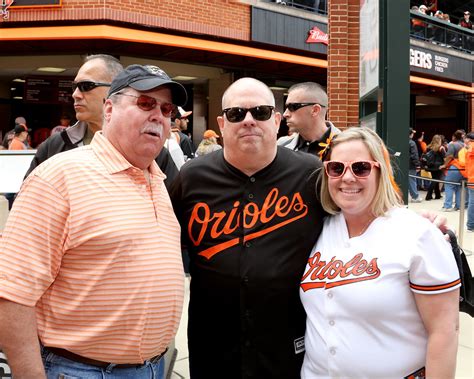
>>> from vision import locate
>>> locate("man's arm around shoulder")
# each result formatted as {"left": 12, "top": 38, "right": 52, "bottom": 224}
{"left": 0, "top": 299, "right": 46, "bottom": 378}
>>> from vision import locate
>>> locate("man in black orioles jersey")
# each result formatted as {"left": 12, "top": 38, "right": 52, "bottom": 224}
{"left": 170, "top": 78, "right": 326, "bottom": 379}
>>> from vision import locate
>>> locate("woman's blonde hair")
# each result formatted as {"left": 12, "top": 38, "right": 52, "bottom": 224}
{"left": 320, "top": 127, "right": 403, "bottom": 216}
{"left": 427, "top": 134, "right": 442, "bottom": 152}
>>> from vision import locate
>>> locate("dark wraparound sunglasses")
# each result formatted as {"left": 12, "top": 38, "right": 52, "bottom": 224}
{"left": 324, "top": 160, "right": 380, "bottom": 179}
{"left": 113, "top": 93, "right": 178, "bottom": 118}
{"left": 72, "top": 81, "right": 111, "bottom": 93}
{"left": 285, "top": 102, "right": 327, "bottom": 112}
{"left": 222, "top": 106, "right": 274, "bottom": 123}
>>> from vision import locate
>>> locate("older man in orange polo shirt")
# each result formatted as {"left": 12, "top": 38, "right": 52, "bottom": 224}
{"left": 0, "top": 65, "right": 186, "bottom": 379}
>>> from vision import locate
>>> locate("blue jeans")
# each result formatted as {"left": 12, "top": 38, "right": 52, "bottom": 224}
{"left": 41, "top": 347, "right": 165, "bottom": 379}
{"left": 408, "top": 169, "right": 419, "bottom": 200}
{"left": 443, "top": 167, "right": 463, "bottom": 209}
{"left": 467, "top": 188, "right": 474, "bottom": 230}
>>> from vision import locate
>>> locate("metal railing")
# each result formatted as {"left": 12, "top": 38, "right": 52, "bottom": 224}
{"left": 410, "top": 11, "right": 474, "bottom": 54}
{"left": 271, "top": 0, "right": 328, "bottom": 15}
{"left": 409, "top": 173, "right": 473, "bottom": 254}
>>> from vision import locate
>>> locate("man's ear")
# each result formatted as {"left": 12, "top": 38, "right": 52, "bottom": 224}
{"left": 103, "top": 99, "right": 113, "bottom": 122}
{"left": 274, "top": 111, "right": 281, "bottom": 129}
{"left": 217, "top": 116, "right": 225, "bottom": 135}
{"left": 311, "top": 104, "right": 322, "bottom": 117}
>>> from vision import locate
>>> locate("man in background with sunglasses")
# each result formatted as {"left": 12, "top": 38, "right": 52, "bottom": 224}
{"left": 0, "top": 64, "right": 187, "bottom": 379}
{"left": 170, "top": 77, "right": 326, "bottom": 379}
{"left": 25, "top": 54, "right": 179, "bottom": 188}
{"left": 279, "top": 82, "right": 339, "bottom": 160}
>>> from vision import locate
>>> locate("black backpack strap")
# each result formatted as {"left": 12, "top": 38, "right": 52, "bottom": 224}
{"left": 446, "top": 230, "right": 474, "bottom": 317}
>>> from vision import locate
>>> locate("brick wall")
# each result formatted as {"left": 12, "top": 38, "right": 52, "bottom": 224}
{"left": 327, "top": 0, "right": 360, "bottom": 128}
{"left": 8, "top": 0, "right": 250, "bottom": 41}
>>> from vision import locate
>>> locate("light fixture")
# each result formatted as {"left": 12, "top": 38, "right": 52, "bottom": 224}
{"left": 13, "top": 96, "right": 23, "bottom": 100}
{"left": 10, "top": 87, "right": 16, "bottom": 91}
{"left": 172, "top": 75, "right": 197, "bottom": 81}
{"left": 416, "top": 103, "right": 428, "bottom": 106}
{"left": 13, "top": 78, "right": 25, "bottom": 83}
{"left": 36, "top": 67, "right": 67, "bottom": 73}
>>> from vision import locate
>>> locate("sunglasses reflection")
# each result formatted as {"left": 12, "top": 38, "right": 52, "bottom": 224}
{"left": 112, "top": 92, "right": 178, "bottom": 117}
{"left": 324, "top": 160, "right": 380, "bottom": 179}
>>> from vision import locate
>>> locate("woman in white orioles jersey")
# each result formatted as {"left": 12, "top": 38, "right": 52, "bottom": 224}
{"left": 300, "top": 127, "right": 460, "bottom": 379}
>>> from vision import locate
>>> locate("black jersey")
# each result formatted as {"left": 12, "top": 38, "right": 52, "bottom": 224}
{"left": 170, "top": 147, "right": 326, "bottom": 379}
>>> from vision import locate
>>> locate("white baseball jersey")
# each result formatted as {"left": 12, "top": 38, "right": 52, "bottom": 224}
{"left": 300, "top": 207, "right": 460, "bottom": 379}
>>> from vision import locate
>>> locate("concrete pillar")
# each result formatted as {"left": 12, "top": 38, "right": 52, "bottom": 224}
{"left": 208, "top": 72, "right": 233, "bottom": 145}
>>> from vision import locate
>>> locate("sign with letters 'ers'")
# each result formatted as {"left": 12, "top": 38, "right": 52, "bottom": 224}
{"left": 409, "top": 47, "right": 472, "bottom": 83}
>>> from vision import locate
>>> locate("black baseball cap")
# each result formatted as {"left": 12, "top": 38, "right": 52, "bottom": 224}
{"left": 14, "top": 124, "right": 31, "bottom": 134}
{"left": 108, "top": 64, "right": 187, "bottom": 106}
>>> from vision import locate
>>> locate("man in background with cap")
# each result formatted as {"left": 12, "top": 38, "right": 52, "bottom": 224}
{"left": 25, "top": 54, "right": 179, "bottom": 188}
{"left": 195, "top": 129, "right": 222, "bottom": 156}
{"left": 171, "top": 107, "right": 195, "bottom": 160}
{"left": 459, "top": 11, "right": 473, "bottom": 51}
{"left": 8, "top": 124, "right": 30, "bottom": 150}
{"left": 0, "top": 64, "right": 187, "bottom": 379}
{"left": 2, "top": 116, "right": 29, "bottom": 149}
{"left": 4, "top": 122, "right": 31, "bottom": 209}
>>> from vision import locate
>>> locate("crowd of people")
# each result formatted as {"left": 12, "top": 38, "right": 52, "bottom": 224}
{"left": 411, "top": 3, "right": 473, "bottom": 51}
{"left": 0, "top": 54, "right": 468, "bottom": 379}
{"left": 408, "top": 128, "right": 474, "bottom": 232}
{"left": 274, "top": 0, "right": 327, "bottom": 14}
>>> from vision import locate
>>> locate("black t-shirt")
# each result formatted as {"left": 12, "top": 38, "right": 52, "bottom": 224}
{"left": 170, "top": 147, "right": 326, "bottom": 379}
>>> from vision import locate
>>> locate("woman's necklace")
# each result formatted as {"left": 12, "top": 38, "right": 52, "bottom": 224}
{"left": 350, "top": 216, "right": 376, "bottom": 238}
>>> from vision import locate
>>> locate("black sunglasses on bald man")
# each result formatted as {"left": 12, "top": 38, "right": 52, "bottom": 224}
{"left": 72, "top": 81, "right": 111, "bottom": 93}
{"left": 222, "top": 105, "right": 274, "bottom": 123}
{"left": 285, "top": 102, "right": 327, "bottom": 112}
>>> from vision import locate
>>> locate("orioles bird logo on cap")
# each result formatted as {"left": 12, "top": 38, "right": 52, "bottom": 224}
{"left": 145, "top": 65, "right": 168, "bottom": 77}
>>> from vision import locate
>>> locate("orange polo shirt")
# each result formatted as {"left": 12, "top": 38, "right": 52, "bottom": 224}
{"left": 0, "top": 132, "right": 184, "bottom": 363}
{"left": 8, "top": 137, "right": 26, "bottom": 150}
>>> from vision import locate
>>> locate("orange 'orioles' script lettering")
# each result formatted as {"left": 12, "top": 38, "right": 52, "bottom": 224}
{"left": 300, "top": 252, "right": 380, "bottom": 291}
{"left": 189, "top": 188, "right": 308, "bottom": 260}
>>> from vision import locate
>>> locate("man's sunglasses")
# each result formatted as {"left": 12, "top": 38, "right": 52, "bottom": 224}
{"left": 114, "top": 93, "right": 178, "bottom": 117}
{"left": 72, "top": 81, "right": 111, "bottom": 93}
{"left": 285, "top": 102, "right": 326, "bottom": 112}
{"left": 222, "top": 105, "right": 275, "bottom": 123}
{"left": 324, "top": 160, "right": 380, "bottom": 179}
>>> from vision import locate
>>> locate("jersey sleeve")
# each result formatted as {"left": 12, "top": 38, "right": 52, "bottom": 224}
{"left": 0, "top": 175, "right": 70, "bottom": 306}
{"left": 409, "top": 223, "right": 461, "bottom": 294}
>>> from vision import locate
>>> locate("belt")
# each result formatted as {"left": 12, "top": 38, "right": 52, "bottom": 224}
{"left": 44, "top": 346, "right": 167, "bottom": 369}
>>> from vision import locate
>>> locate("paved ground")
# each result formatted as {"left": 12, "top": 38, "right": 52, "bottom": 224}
{"left": 171, "top": 192, "right": 474, "bottom": 378}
